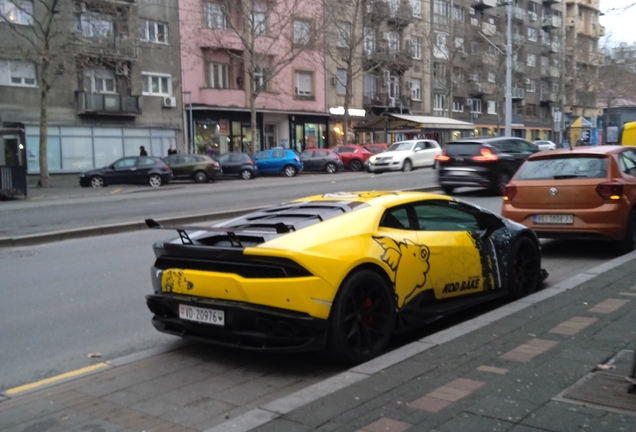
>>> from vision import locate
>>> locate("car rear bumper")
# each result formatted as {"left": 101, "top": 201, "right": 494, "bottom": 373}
{"left": 146, "top": 294, "right": 328, "bottom": 352}
{"left": 501, "top": 203, "right": 629, "bottom": 241}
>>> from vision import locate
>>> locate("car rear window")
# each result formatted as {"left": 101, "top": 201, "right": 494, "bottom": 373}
{"left": 444, "top": 143, "right": 486, "bottom": 156}
{"left": 516, "top": 156, "right": 608, "bottom": 180}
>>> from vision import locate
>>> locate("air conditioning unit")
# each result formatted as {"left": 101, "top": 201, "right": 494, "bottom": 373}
{"left": 331, "top": 76, "right": 338, "bottom": 85}
{"left": 529, "top": 12, "right": 537, "bottom": 22}
{"left": 163, "top": 96, "right": 177, "bottom": 108}
{"left": 115, "top": 64, "right": 128, "bottom": 76}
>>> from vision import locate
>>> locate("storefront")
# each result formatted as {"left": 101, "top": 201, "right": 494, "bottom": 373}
{"left": 193, "top": 110, "right": 263, "bottom": 155}
{"left": 289, "top": 114, "right": 329, "bottom": 152}
{"left": 327, "top": 106, "right": 367, "bottom": 146}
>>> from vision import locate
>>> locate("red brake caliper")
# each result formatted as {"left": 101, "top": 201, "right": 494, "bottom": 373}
{"left": 362, "top": 298, "right": 374, "bottom": 326}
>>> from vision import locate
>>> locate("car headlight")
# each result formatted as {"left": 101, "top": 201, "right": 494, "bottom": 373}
{"left": 79, "top": 173, "right": 85, "bottom": 178}
{"left": 370, "top": 156, "right": 377, "bottom": 162}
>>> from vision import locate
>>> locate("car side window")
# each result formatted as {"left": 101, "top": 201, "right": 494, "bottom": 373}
{"left": 338, "top": 147, "right": 352, "bottom": 153}
{"left": 489, "top": 141, "right": 508, "bottom": 152}
{"left": 620, "top": 150, "right": 636, "bottom": 176}
{"left": 317, "top": 150, "right": 327, "bottom": 157}
{"left": 413, "top": 202, "right": 480, "bottom": 232}
{"left": 517, "top": 140, "right": 536, "bottom": 154}
{"left": 229, "top": 153, "right": 244, "bottom": 162}
{"left": 380, "top": 206, "right": 415, "bottom": 230}
{"left": 415, "top": 141, "right": 426, "bottom": 150}
{"left": 255, "top": 151, "right": 269, "bottom": 159}
{"left": 114, "top": 158, "right": 136, "bottom": 169}
{"left": 273, "top": 150, "right": 286, "bottom": 158}
{"left": 164, "top": 155, "right": 177, "bottom": 164}
{"left": 137, "top": 157, "right": 156, "bottom": 166}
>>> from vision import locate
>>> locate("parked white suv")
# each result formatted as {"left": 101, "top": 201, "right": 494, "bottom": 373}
{"left": 366, "top": 139, "right": 442, "bottom": 173}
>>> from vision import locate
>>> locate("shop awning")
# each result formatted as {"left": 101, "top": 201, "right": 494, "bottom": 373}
{"left": 389, "top": 114, "right": 476, "bottom": 130}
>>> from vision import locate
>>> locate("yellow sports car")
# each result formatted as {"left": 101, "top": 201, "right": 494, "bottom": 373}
{"left": 145, "top": 191, "right": 545, "bottom": 363}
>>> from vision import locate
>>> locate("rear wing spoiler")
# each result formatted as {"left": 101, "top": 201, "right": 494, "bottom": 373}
{"left": 145, "top": 219, "right": 291, "bottom": 247}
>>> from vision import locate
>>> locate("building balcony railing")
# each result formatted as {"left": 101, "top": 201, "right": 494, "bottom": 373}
{"left": 550, "top": 66, "right": 560, "bottom": 78}
{"left": 72, "top": 35, "right": 138, "bottom": 60}
{"left": 512, "top": 87, "right": 525, "bottom": 99}
{"left": 513, "top": 34, "right": 526, "bottom": 45}
{"left": 387, "top": 2, "right": 413, "bottom": 28}
{"left": 362, "top": 93, "right": 410, "bottom": 109}
{"left": 542, "top": 15, "right": 562, "bottom": 29}
{"left": 512, "top": 7, "right": 526, "bottom": 21}
{"left": 76, "top": 92, "right": 140, "bottom": 116}
{"left": 482, "top": 22, "right": 497, "bottom": 37}
{"left": 472, "top": 0, "right": 497, "bottom": 10}
{"left": 540, "top": 92, "right": 557, "bottom": 102}
{"left": 365, "top": 46, "right": 413, "bottom": 72}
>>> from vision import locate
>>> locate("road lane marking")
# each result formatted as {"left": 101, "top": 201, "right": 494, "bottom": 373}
{"left": 5, "top": 362, "right": 110, "bottom": 395}
{"left": 110, "top": 188, "right": 121, "bottom": 194}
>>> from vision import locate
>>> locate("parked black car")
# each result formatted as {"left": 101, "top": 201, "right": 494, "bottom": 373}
{"left": 79, "top": 156, "right": 172, "bottom": 188}
{"left": 163, "top": 154, "right": 221, "bottom": 183}
{"left": 216, "top": 152, "right": 258, "bottom": 179}
{"left": 300, "top": 148, "right": 343, "bottom": 174}
{"left": 436, "top": 137, "right": 540, "bottom": 195}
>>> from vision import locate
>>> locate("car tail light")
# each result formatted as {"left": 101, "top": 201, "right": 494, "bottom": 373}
{"left": 160, "top": 166, "right": 170, "bottom": 172}
{"left": 208, "top": 161, "right": 219, "bottom": 168}
{"left": 435, "top": 154, "right": 450, "bottom": 162}
{"left": 472, "top": 148, "right": 498, "bottom": 161}
{"left": 247, "top": 159, "right": 253, "bottom": 165}
{"left": 294, "top": 157, "right": 300, "bottom": 162}
{"left": 596, "top": 182, "right": 623, "bottom": 200}
{"left": 503, "top": 184, "right": 517, "bottom": 201}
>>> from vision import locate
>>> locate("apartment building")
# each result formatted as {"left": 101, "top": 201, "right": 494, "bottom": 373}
{"left": 180, "top": 0, "right": 326, "bottom": 154}
{"left": 563, "top": 0, "right": 604, "bottom": 120}
{"left": 0, "top": 0, "right": 183, "bottom": 174}
{"left": 427, "top": 0, "right": 569, "bottom": 141}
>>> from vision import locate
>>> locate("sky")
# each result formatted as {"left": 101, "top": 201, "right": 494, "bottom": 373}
{"left": 600, "top": 0, "right": 636, "bottom": 46}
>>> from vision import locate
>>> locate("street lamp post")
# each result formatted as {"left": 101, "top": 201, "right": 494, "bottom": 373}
{"left": 505, "top": 1, "right": 512, "bottom": 136}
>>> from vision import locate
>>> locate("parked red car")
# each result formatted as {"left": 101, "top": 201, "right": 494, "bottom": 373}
{"left": 332, "top": 145, "right": 372, "bottom": 171}
{"left": 363, "top": 143, "right": 389, "bottom": 154}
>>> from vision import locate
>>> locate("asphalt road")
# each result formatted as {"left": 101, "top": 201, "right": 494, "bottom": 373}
{"left": 0, "top": 190, "right": 622, "bottom": 392}
{"left": 0, "top": 170, "right": 441, "bottom": 238}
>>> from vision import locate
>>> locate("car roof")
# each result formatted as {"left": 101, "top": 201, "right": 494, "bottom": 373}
{"left": 447, "top": 136, "right": 530, "bottom": 144}
{"left": 527, "top": 145, "right": 625, "bottom": 160}
{"left": 292, "top": 191, "right": 452, "bottom": 207}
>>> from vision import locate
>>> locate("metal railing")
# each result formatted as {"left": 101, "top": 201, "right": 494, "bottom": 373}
{"left": 0, "top": 165, "right": 27, "bottom": 199}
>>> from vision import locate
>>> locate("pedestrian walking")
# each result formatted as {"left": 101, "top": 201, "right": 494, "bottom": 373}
{"left": 139, "top": 146, "right": 148, "bottom": 156}
{"left": 167, "top": 146, "right": 177, "bottom": 155}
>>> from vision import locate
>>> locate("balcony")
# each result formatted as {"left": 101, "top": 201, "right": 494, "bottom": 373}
{"left": 590, "top": 52, "right": 605, "bottom": 65}
{"left": 76, "top": 92, "right": 140, "bottom": 116}
{"left": 540, "top": 92, "right": 557, "bottom": 102}
{"left": 514, "top": 61, "right": 525, "bottom": 72}
{"left": 512, "top": 7, "right": 526, "bottom": 21}
{"left": 365, "top": 0, "right": 389, "bottom": 24}
{"left": 543, "top": 0, "right": 561, "bottom": 4}
{"left": 366, "top": 46, "right": 413, "bottom": 72}
{"left": 482, "top": 22, "right": 497, "bottom": 37}
{"left": 542, "top": 15, "right": 562, "bottom": 29}
{"left": 550, "top": 66, "right": 560, "bottom": 78}
{"left": 72, "top": 35, "right": 138, "bottom": 60}
{"left": 472, "top": 0, "right": 496, "bottom": 10}
{"left": 551, "top": 42, "right": 561, "bottom": 53}
{"left": 513, "top": 34, "right": 526, "bottom": 45}
{"left": 362, "top": 93, "right": 410, "bottom": 109}
{"left": 512, "top": 87, "right": 525, "bottom": 99}
{"left": 387, "top": 1, "right": 413, "bottom": 28}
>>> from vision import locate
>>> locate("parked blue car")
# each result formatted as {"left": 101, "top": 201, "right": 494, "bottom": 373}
{"left": 254, "top": 148, "right": 303, "bottom": 177}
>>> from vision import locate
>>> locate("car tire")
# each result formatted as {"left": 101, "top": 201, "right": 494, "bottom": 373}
{"left": 325, "top": 163, "right": 337, "bottom": 174}
{"left": 241, "top": 169, "right": 252, "bottom": 180}
{"left": 283, "top": 165, "right": 298, "bottom": 177}
{"left": 402, "top": 159, "right": 413, "bottom": 172}
{"left": 507, "top": 236, "right": 541, "bottom": 299}
{"left": 90, "top": 176, "right": 104, "bottom": 188}
{"left": 327, "top": 269, "right": 395, "bottom": 364}
{"left": 349, "top": 159, "right": 363, "bottom": 172}
{"left": 617, "top": 209, "right": 636, "bottom": 254}
{"left": 193, "top": 171, "right": 209, "bottom": 184}
{"left": 441, "top": 185, "right": 454, "bottom": 195}
{"left": 494, "top": 173, "right": 511, "bottom": 196}
{"left": 148, "top": 174, "right": 163, "bottom": 188}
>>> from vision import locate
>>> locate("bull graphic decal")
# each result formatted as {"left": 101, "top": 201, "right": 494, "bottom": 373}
{"left": 373, "top": 236, "right": 431, "bottom": 308}
{"left": 163, "top": 269, "right": 194, "bottom": 293}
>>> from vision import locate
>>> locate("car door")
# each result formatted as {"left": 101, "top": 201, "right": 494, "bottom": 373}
{"left": 412, "top": 141, "right": 427, "bottom": 167}
{"left": 412, "top": 200, "right": 500, "bottom": 301}
{"left": 508, "top": 140, "right": 535, "bottom": 172}
{"left": 135, "top": 157, "right": 157, "bottom": 183}
{"left": 254, "top": 150, "right": 271, "bottom": 173}
{"left": 106, "top": 157, "right": 137, "bottom": 184}
{"left": 164, "top": 155, "right": 183, "bottom": 179}
{"left": 300, "top": 151, "right": 314, "bottom": 169}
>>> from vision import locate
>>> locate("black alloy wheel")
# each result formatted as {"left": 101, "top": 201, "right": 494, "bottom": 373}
{"left": 327, "top": 269, "right": 395, "bottom": 364}
{"left": 508, "top": 237, "right": 541, "bottom": 299}
{"left": 617, "top": 209, "right": 636, "bottom": 254}
{"left": 349, "top": 159, "right": 363, "bottom": 172}
{"left": 194, "top": 171, "right": 209, "bottom": 183}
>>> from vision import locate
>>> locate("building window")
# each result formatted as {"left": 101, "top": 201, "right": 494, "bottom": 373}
{"left": 0, "top": 59, "right": 37, "bottom": 86}
{"left": 434, "top": 31, "right": 448, "bottom": 58}
{"left": 364, "top": 27, "right": 375, "bottom": 55}
{"left": 411, "top": 0, "right": 421, "bottom": 18}
{"left": 552, "top": 82, "right": 559, "bottom": 93}
{"left": 488, "top": 72, "right": 496, "bottom": 83}
{"left": 204, "top": 2, "right": 225, "bottom": 29}
{"left": 363, "top": 74, "right": 376, "bottom": 101}
{"left": 467, "top": 98, "right": 481, "bottom": 113}
{"left": 295, "top": 71, "right": 312, "bottom": 96}
{"left": 433, "top": 94, "right": 446, "bottom": 115}
{"left": 207, "top": 63, "right": 230, "bottom": 89}
{"left": 252, "top": 2, "right": 266, "bottom": 36}
{"left": 527, "top": 53, "right": 536, "bottom": 67}
{"left": 77, "top": 13, "right": 113, "bottom": 38}
{"left": 293, "top": 20, "right": 311, "bottom": 45}
{"left": 336, "top": 21, "right": 351, "bottom": 48}
{"left": 526, "top": 79, "right": 536, "bottom": 92}
{"left": 387, "top": 31, "right": 400, "bottom": 54}
{"left": 455, "top": 37, "right": 464, "bottom": 55}
{"left": 83, "top": 69, "right": 116, "bottom": 93}
{"left": 452, "top": 5, "right": 464, "bottom": 22}
{"left": 433, "top": 62, "right": 446, "bottom": 89}
{"left": 433, "top": 0, "right": 450, "bottom": 25}
{"left": 139, "top": 19, "right": 168, "bottom": 44}
{"left": 254, "top": 66, "right": 267, "bottom": 92}
{"left": 0, "top": 0, "right": 33, "bottom": 25}
{"left": 142, "top": 72, "right": 172, "bottom": 96}
{"left": 487, "top": 100, "right": 496, "bottom": 115}
{"left": 527, "top": 27, "right": 537, "bottom": 42}
{"left": 410, "top": 78, "right": 421, "bottom": 101}
{"left": 336, "top": 68, "right": 346, "bottom": 95}
{"left": 411, "top": 36, "right": 422, "bottom": 60}
{"left": 452, "top": 98, "right": 463, "bottom": 112}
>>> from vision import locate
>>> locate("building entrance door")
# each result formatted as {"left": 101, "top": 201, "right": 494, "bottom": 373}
{"left": 264, "top": 124, "right": 276, "bottom": 148}
{"left": 1, "top": 136, "right": 21, "bottom": 166}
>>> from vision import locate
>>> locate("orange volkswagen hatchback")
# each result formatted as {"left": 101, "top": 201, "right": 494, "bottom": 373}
{"left": 501, "top": 146, "right": 636, "bottom": 253}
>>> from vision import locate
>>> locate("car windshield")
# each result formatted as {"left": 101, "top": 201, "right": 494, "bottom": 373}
{"left": 516, "top": 156, "right": 608, "bottom": 180}
{"left": 388, "top": 143, "right": 414, "bottom": 151}
{"left": 444, "top": 143, "right": 485, "bottom": 156}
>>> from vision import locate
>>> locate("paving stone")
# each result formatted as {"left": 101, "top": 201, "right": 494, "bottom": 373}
{"left": 436, "top": 412, "right": 515, "bottom": 432}
{"left": 360, "top": 416, "right": 412, "bottom": 432}
{"left": 464, "top": 395, "right": 539, "bottom": 422}
{"left": 476, "top": 365, "right": 509, "bottom": 375}
{"left": 521, "top": 402, "right": 608, "bottom": 432}
{"left": 246, "top": 417, "right": 310, "bottom": 432}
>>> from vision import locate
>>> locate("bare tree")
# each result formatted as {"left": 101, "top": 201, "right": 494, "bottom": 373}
{"left": 199, "top": 0, "right": 324, "bottom": 155}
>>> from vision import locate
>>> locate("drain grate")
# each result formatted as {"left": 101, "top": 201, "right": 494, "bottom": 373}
{"left": 560, "top": 350, "right": 636, "bottom": 414}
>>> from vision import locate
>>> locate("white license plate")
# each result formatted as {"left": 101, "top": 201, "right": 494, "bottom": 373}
{"left": 533, "top": 214, "right": 574, "bottom": 225}
{"left": 448, "top": 170, "right": 471, "bottom": 176}
{"left": 179, "top": 304, "right": 225, "bottom": 326}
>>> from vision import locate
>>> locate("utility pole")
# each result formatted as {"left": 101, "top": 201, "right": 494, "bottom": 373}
{"left": 505, "top": 1, "right": 512, "bottom": 136}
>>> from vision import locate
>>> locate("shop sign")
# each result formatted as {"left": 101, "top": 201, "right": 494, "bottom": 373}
{"left": 329, "top": 106, "right": 366, "bottom": 117}
{"left": 196, "top": 118, "right": 216, "bottom": 126}
{"left": 219, "top": 119, "right": 229, "bottom": 136}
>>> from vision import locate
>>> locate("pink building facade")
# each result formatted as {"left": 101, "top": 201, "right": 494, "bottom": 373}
{"left": 179, "top": 0, "right": 327, "bottom": 154}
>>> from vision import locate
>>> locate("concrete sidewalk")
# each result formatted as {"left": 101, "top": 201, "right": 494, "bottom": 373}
{"left": 2, "top": 253, "right": 635, "bottom": 432}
